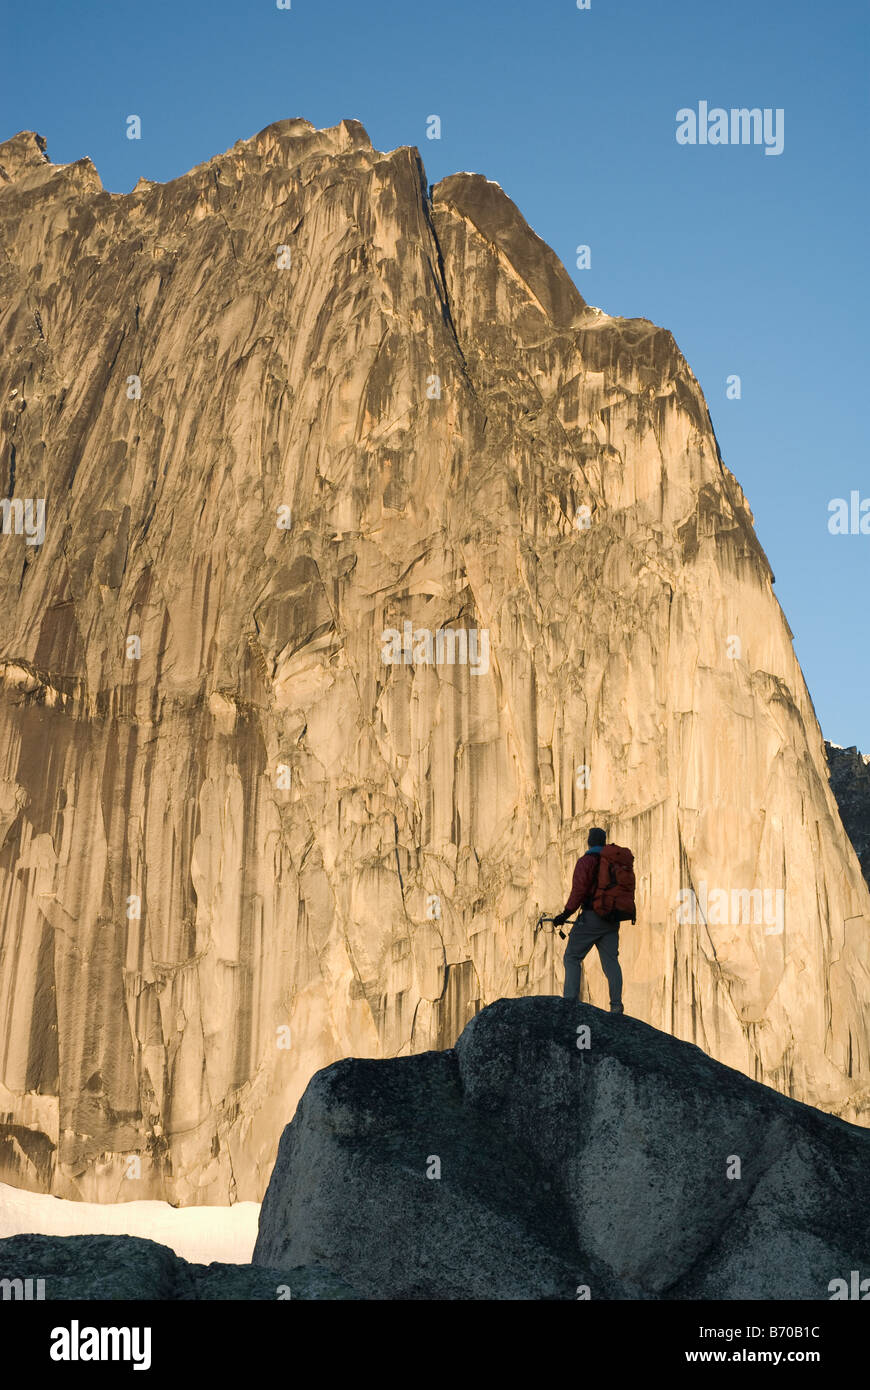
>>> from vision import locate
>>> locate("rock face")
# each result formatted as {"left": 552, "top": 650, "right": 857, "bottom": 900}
{"left": 0, "top": 1232, "right": 358, "bottom": 1299}
{"left": 0, "top": 118, "right": 868, "bottom": 1206}
{"left": 253, "top": 997, "right": 870, "bottom": 1300}
{"left": 825, "top": 743, "right": 870, "bottom": 886}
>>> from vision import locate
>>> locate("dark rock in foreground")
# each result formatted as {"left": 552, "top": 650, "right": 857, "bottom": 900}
{"left": 0, "top": 1232, "right": 359, "bottom": 1299}
{"left": 3, "top": 1000, "right": 867, "bottom": 1300}
{"left": 253, "top": 997, "right": 870, "bottom": 1299}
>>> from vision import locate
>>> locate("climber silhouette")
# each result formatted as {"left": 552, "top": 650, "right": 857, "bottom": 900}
{"left": 552, "top": 826, "right": 635, "bottom": 1014}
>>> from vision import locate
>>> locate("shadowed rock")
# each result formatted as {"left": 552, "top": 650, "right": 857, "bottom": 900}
{"left": 0, "top": 1232, "right": 359, "bottom": 1299}
{"left": 253, "top": 997, "right": 870, "bottom": 1300}
{"left": 826, "top": 742, "right": 870, "bottom": 886}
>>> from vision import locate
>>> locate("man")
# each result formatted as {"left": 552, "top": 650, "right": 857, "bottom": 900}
{"left": 553, "top": 827, "right": 625, "bottom": 1014}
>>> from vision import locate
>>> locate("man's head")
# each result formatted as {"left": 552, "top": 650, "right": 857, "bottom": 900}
{"left": 587, "top": 827, "right": 606, "bottom": 848}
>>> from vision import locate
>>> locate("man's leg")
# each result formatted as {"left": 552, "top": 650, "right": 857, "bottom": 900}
{"left": 595, "top": 929, "right": 624, "bottom": 1012}
{"left": 562, "top": 917, "right": 598, "bottom": 1000}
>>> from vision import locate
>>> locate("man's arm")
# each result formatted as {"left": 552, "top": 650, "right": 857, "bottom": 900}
{"left": 554, "top": 854, "right": 596, "bottom": 923}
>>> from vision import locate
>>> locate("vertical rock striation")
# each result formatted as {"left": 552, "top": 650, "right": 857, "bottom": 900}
{"left": 0, "top": 120, "right": 868, "bottom": 1204}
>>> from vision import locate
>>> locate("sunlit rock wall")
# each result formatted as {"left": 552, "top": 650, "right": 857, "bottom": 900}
{"left": 0, "top": 120, "right": 867, "bottom": 1204}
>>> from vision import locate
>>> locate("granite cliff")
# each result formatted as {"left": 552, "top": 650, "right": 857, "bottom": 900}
{"left": 0, "top": 119, "right": 868, "bottom": 1205}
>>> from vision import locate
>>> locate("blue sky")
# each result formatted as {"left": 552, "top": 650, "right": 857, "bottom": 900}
{"left": 3, "top": 0, "right": 868, "bottom": 747}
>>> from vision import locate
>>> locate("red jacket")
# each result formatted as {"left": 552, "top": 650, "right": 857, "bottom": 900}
{"left": 561, "top": 850, "right": 602, "bottom": 916}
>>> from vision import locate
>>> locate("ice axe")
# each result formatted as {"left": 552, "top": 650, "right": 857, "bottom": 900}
{"left": 535, "top": 912, "right": 567, "bottom": 942}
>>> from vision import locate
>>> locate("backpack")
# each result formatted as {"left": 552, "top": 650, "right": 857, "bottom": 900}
{"left": 590, "top": 845, "right": 636, "bottom": 923}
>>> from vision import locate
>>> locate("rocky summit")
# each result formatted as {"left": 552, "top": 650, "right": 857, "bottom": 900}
{"left": 3, "top": 997, "right": 866, "bottom": 1300}
{"left": 0, "top": 118, "right": 868, "bottom": 1207}
{"left": 253, "top": 997, "right": 870, "bottom": 1301}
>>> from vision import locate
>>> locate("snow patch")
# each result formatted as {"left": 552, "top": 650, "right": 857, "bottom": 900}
{"left": 0, "top": 1182, "right": 260, "bottom": 1265}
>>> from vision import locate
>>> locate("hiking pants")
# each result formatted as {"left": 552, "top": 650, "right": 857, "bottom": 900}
{"left": 562, "top": 909, "right": 623, "bottom": 1008}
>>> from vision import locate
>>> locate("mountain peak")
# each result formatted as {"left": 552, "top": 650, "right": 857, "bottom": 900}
{"left": 0, "top": 130, "right": 49, "bottom": 182}
{"left": 433, "top": 170, "right": 588, "bottom": 327}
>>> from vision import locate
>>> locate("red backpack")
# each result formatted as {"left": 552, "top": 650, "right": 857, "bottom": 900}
{"left": 591, "top": 845, "right": 636, "bottom": 923}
